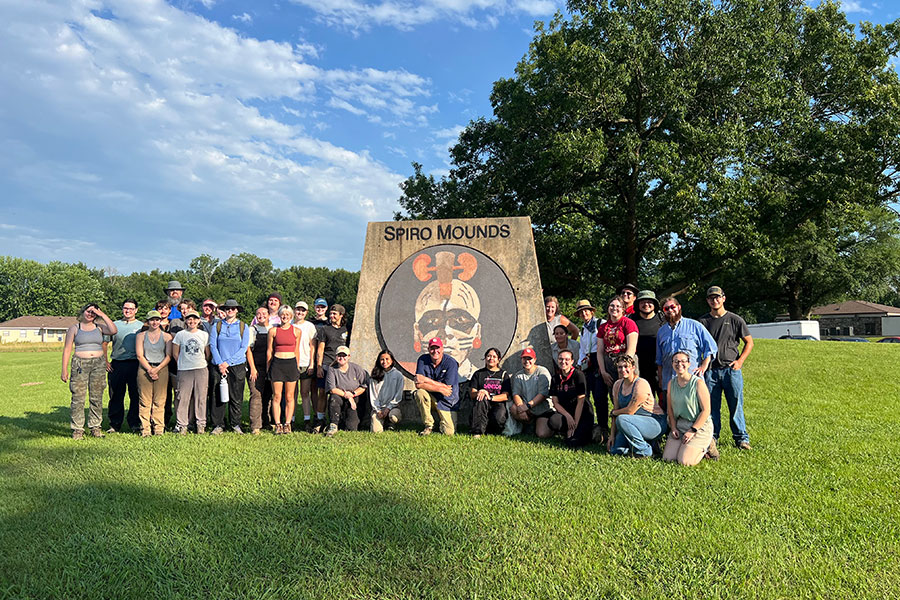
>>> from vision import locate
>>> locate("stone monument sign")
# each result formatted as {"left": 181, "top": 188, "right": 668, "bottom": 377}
{"left": 352, "top": 217, "right": 552, "bottom": 386}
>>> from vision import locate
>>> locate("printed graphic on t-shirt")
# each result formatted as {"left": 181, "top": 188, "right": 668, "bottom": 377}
{"left": 483, "top": 377, "right": 503, "bottom": 396}
{"left": 183, "top": 338, "right": 202, "bottom": 356}
{"left": 603, "top": 321, "right": 627, "bottom": 355}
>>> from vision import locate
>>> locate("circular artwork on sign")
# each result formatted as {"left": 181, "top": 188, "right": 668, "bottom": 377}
{"left": 376, "top": 244, "right": 518, "bottom": 381}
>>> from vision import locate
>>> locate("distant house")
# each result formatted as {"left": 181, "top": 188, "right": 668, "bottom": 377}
{"left": 0, "top": 316, "right": 78, "bottom": 343}
{"left": 811, "top": 301, "right": 900, "bottom": 337}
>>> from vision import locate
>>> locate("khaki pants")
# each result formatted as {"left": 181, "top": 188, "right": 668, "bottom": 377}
{"left": 414, "top": 389, "right": 457, "bottom": 435}
{"left": 138, "top": 365, "right": 169, "bottom": 434}
{"left": 370, "top": 407, "right": 402, "bottom": 433}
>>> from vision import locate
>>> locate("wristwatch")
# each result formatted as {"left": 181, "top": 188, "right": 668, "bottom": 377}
{"left": 689, "top": 426, "right": 698, "bottom": 433}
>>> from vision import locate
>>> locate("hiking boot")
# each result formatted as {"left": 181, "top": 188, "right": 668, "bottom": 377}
{"left": 232, "top": 426, "right": 244, "bottom": 435}
{"left": 90, "top": 428, "right": 105, "bottom": 438}
{"left": 283, "top": 423, "right": 292, "bottom": 434}
{"left": 211, "top": 427, "right": 224, "bottom": 435}
{"left": 196, "top": 425, "right": 205, "bottom": 435}
{"left": 72, "top": 429, "right": 84, "bottom": 440}
{"left": 325, "top": 423, "right": 338, "bottom": 438}
{"left": 737, "top": 441, "right": 752, "bottom": 451}
{"left": 274, "top": 423, "right": 283, "bottom": 435}
{"left": 251, "top": 428, "right": 261, "bottom": 435}
{"left": 705, "top": 437, "right": 720, "bottom": 461}
{"left": 304, "top": 420, "right": 314, "bottom": 434}
{"left": 419, "top": 426, "right": 433, "bottom": 437}
{"left": 311, "top": 419, "right": 325, "bottom": 434}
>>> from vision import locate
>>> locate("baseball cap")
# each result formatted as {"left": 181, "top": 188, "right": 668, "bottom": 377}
{"left": 521, "top": 348, "right": 536, "bottom": 359}
{"left": 336, "top": 345, "right": 350, "bottom": 356}
{"left": 706, "top": 286, "right": 724, "bottom": 297}
{"left": 295, "top": 301, "right": 309, "bottom": 310}
{"left": 427, "top": 337, "right": 443, "bottom": 349}
{"left": 314, "top": 298, "right": 328, "bottom": 307}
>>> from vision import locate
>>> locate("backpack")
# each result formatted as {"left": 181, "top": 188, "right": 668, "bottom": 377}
{"left": 216, "top": 320, "right": 246, "bottom": 338}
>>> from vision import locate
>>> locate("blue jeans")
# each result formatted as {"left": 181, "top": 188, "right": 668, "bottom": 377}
{"left": 705, "top": 367, "right": 749, "bottom": 444}
{"left": 611, "top": 411, "right": 668, "bottom": 457}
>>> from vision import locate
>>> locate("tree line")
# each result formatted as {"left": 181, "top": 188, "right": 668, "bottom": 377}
{"left": 396, "top": 0, "right": 900, "bottom": 321}
{"left": 0, "top": 254, "right": 360, "bottom": 325}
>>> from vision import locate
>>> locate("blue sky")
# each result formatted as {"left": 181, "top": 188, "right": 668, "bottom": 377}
{"left": 0, "top": 0, "right": 896, "bottom": 274}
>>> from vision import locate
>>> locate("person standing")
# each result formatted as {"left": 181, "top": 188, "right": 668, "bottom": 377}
{"left": 107, "top": 299, "right": 144, "bottom": 433}
{"left": 246, "top": 306, "right": 272, "bottom": 435}
{"left": 550, "top": 324, "right": 580, "bottom": 369}
{"left": 315, "top": 304, "right": 349, "bottom": 432}
{"left": 267, "top": 305, "right": 301, "bottom": 434}
{"left": 594, "top": 295, "right": 638, "bottom": 442}
{"left": 208, "top": 299, "right": 251, "bottom": 434}
{"left": 311, "top": 297, "right": 330, "bottom": 429}
{"left": 135, "top": 310, "right": 173, "bottom": 437}
{"left": 199, "top": 299, "right": 218, "bottom": 333}
{"left": 292, "top": 301, "right": 318, "bottom": 432}
{"left": 574, "top": 299, "right": 605, "bottom": 442}
{"left": 699, "top": 286, "right": 754, "bottom": 452}
{"left": 172, "top": 310, "right": 211, "bottom": 434}
{"left": 61, "top": 303, "right": 117, "bottom": 439}
{"left": 616, "top": 283, "right": 639, "bottom": 315}
{"left": 544, "top": 295, "right": 580, "bottom": 344}
{"left": 414, "top": 338, "right": 460, "bottom": 436}
{"left": 164, "top": 281, "right": 185, "bottom": 320}
{"left": 633, "top": 290, "right": 666, "bottom": 409}
{"left": 656, "top": 295, "right": 718, "bottom": 399}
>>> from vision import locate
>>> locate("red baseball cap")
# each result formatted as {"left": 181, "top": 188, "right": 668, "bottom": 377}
{"left": 521, "top": 348, "right": 536, "bottom": 359}
{"left": 427, "top": 337, "right": 443, "bottom": 349}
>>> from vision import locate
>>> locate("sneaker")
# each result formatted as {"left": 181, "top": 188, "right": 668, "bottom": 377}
{"left": 283, "top": 423, "right": 292, "bottom": 434}
{"left": 311, "top": 419, "right": 324, "bottom": 434}
{"left": 152, "top": 430, "right": 164, "bottom": 436}
{"left": 90, "top": 428, "right": 105, "bottom": 438}
{"left": 419, "top": 426, "right": 433, "bottom": 436}
{"left": 274, "top": 423, "right": 283, "bottom": 435}
{"left": 473, "top": 434, "right": 482, "bottom": 439}
{"left": 705, "top": 437, "right": 720, "bottom": 461}
{"left": 141, "top": 431, "right": 151, "bottom": 438}
{"left": 232, "top": 426, "right": 244, "bottom": 435}
{"left": 196, "top": 425, "right": 205, "bottom": 435}
{"left": 251, "top": 428, "right": 261, "bottom": 435}
{"left": 325, "top": 423, "right": 338, "bottom": 438}
{"left": 304, "top": 420, "right": 314, "bottom": 434}
{"left": 106, "top": 427, "right": 118, "bottom": 434}
{"left": 211, "top": 426, "right": 224, "bottom": 435}
{"left": 72, "top": 429, "right": 84, "bottom": 440}
{"left": 737, "top": 441, "right": 752, "bottom": 451}
{"left": 174, "top": 426, "right": 187, "bottom": 436}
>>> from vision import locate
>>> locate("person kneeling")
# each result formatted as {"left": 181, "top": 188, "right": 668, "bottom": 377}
{"left": 608, "top": 354, "right": 667, "bottom": 457}
{"left": 510, "top": 348, "right": 554, "bottom": 438}
{"left": 468, "top": 347, "right": 511, "bottom": 438}
{"left": 547, "top": 349, "right": 593, "bottom": 448}
{"left": 414, "top": 338, "right": 460, "bottom": 436}
{"left": 324, "top": 346, "right": 368, "bottom": 437}
{"left": 369, "top": 350, "right": 403, "bottom": 433}
{"left": 663, "top": 351, "right": 714, "bottom": 466}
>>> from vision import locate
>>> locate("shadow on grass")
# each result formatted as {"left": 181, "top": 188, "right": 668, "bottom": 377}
{"left": 0, "top": 404, "right": 74, "bottom": 438}
{"left": 0, "top": 477, "right": 473, "bottom": 599}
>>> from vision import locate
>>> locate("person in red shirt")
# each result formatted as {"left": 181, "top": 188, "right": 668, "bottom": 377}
{"left": 594, "top": 295, "right": 639, "bottom": 439}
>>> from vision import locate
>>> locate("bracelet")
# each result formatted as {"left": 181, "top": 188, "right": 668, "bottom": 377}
{"left": 690, "top": 426, "right": 698, "bottom": 433}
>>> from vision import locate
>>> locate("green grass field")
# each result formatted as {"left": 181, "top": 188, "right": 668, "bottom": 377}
{"left": 1, "top": 340, "right": 898, "bottom": 599}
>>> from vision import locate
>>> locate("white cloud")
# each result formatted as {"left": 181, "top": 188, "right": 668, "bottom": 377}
{"left": 232, "top": 12, "right": 252, "bottom": 23}
{"left": 0, "top": 0, "right": 439, "bottom": 271}
{"left": 289, "top": 0, "right": 560, "bottom": 31}
{"left": 841, "top": 1, "right": 871, "bottom": 13}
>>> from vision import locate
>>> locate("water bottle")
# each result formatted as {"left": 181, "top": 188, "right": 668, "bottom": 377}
{"left": 219, "top": 375, "right": 229, "bottom": 403}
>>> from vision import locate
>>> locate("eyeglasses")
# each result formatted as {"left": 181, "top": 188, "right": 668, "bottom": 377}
{"left": 123, "top": 306, "right": 136, "bottom": 311}
{"left": 662, "top": 305, "right": 679, "bottom": 312}
{"left": 225, "top": 308, "right": 238, "bottom": 312}
{"left": 621, "top": 291, "right": 635, "bottom": 297}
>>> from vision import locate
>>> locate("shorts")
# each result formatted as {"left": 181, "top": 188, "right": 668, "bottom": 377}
{"left": 298, "top": 364, "right": 313, "bottom": 380}
{"left": 317, "top": 363, "right": 330, "bottom": 388}
{"left": 269, "top": 357, "right": 299, "bottom": 382}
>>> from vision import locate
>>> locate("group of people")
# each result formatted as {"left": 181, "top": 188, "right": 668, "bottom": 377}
{"left": 62, "top": 279, "right": 754, "bottom": 466}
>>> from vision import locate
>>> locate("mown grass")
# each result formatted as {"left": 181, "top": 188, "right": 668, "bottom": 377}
{"left": 0, "top": 341, "right": 64, "bottom": 353}
{"left": 0, "top": 340, "right": 898, "bottom": 599}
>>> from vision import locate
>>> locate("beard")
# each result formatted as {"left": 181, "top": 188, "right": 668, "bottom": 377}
{"left": 665, "top": 308, "right": 681, "bottom": 325}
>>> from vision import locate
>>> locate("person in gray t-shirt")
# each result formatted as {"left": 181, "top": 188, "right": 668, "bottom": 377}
{"left": 323, "top": 346, "right": 368, "bottom": 436}
{"left": 510, "top": 348, "right": 554, "bottom": 438}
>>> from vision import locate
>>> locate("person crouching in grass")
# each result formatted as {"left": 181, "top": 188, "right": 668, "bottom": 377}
{"left": 608, "top": 354, "right": 667, "bottom": 458}
{"left": 324, "top": 346, "right": 368, "bottom": 437}
{"left": 663, "top": 351, "right": 714, "bottom": 466}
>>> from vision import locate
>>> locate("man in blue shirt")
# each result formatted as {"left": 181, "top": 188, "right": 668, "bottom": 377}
{"left": 656, "top": 296, "right": 717, "bottom": 391}
{"left": 209, "top": 299, "right": 251, "bottom": 434}
{"left": 165, "top": 281, "right": 185, "bottom": 320}
{"left": 414, "top": 337, "right": 459, "bottom": 436}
